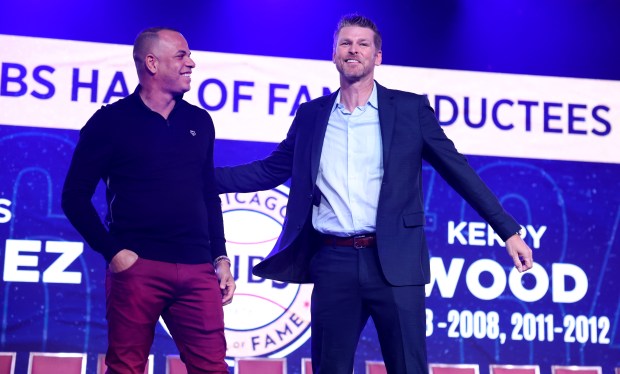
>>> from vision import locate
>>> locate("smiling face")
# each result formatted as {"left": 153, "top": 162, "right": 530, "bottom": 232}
{"left": 332, "top": 26, "right": 382, "bottom": 85}
{"left": 150, "top": 30, "right": 196, "bottom": 96}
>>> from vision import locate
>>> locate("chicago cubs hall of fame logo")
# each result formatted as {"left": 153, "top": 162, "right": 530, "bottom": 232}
{"left": 219, "top": 186, "right": 312, "bottom": 358}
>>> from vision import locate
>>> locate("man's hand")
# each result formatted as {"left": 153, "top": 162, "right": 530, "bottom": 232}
{"left": 216, "top": 261, "right": 236, "bottom": 306}
{"left": 505, "top": 234, "right": 534, "bottom": 272}
{"left": 109, "top": 249, "right": 139, "bottom": 273}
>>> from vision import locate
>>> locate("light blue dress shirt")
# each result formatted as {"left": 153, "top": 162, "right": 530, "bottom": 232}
{"left": 312, "top": 83, "right": 384, "bottom": 237}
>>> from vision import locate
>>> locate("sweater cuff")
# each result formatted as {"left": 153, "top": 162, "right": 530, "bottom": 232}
{"left": 100, "top": 240, "right": 125, "bottom": 264}
{"left": 210, "top": 238, "right": 227, "bottom": 260}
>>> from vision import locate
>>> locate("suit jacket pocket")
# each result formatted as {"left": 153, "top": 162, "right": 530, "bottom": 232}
{"left": 403, "top": 212, "right": 425, "bottom": 227}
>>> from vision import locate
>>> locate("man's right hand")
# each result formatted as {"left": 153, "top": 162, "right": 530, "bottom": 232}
{"left": 109, "top": 249, "right": 139, "bottom": 273}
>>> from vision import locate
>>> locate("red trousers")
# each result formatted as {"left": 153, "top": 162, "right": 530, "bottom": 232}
{"left": 105, "top": 258, "right": 228, "bottom": 374}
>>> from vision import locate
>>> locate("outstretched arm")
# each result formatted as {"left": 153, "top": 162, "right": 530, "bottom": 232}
{"left": 418, "top": 94, "right": 534, "bottom": 269}
{"left": 215, "top": 115, "right": 300, "bottom": 193}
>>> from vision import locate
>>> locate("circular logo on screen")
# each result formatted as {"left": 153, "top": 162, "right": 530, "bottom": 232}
{"left": 220, "top": 186, "right": 313, "bottom": 358}
{"left": 159, "top": 186, "right": 312, "bottom": 357}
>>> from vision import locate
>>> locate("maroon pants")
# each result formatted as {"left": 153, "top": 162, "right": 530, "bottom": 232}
{"left": 105, "top": 258, "right": 228, "bottom": 374}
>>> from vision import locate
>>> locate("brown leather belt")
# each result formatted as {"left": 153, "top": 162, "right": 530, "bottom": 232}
{"left": 321, "top": 234, "right": 377, "bottom": 249}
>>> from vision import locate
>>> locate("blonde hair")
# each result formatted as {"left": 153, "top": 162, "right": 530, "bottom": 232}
{"left": 333, "top": 14, "right": 382, "bottom": 50}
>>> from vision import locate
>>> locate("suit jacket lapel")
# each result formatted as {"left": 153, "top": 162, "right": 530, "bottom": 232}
{"left": 377, "top": 83, "right": 396, "bottom": 168}
{"left": 310, "top": 90, "right": 338, "bottom": 183}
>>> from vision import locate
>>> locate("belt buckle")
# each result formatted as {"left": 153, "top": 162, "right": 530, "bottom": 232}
{"left": 353, "top": 235, "right": 367, "bottom": 249}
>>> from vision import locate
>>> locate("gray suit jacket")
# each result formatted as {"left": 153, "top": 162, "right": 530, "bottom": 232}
{"left": 215, "top": 82, "right": 520, "bottom": 285}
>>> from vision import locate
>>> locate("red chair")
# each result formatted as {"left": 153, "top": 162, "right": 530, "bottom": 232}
{"left": 551, "top": 366, "right": 602, "bottom": 374}
{"left": 97, "top": 353, "right": 154, "bottom": 374}
{"left": 490, "top": 365, "right": 540, "bottom": 374}
{"left": 234, "top": 357, "right": 287, "bottom": 374}
{"left": 429, "top": 363, "right": 480, "bottom": 374}
{"left": 0, "top": 352, "right": 16, "bottom": 374}
{"left": 301, "top": 357, "right": 312, "bottom": 374}
{"left": 366, "top": 360, "right": 387, "bottom": 374}
{"left": 28, "top": 352, "right": 87, "bottom": 374}
{"left": 166, "top": 355, "right": 188, "bottom": 374}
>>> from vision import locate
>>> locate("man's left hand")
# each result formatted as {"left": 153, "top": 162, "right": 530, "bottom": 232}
{"left": 216, "top": 261, "right": 236, "bottom": 305}
{"left": 505, "top": 233, "right": 534, "bottom": 272}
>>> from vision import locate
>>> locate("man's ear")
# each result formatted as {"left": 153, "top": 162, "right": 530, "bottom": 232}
{"left": 145, "top": 54, "right": 158, "bottom": 74}
{"left": 375, "top": 50, "right": 383, "bottom": 66}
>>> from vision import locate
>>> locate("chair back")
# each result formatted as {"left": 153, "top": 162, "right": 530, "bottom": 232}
{"left": 551, "top": 366, "right": 602, "bottom": 374}
{"left": 166, "top": 355, "right": 188, "bottom": 374}
{"left": 429, "top": 363, "right": 480, "bottom": 374}
{"left": 97, "top": 353, "right": 153, "bottom": 374}
{"left": 0, "top": 353, "right": 16, "bottom": 374}
{"left": 28, "top": 352, "right": 87, "bottom": 374}
{"left": 490, "top": 364, "right": 540, "bottom": 374}
{"left": 366, "top": 360, "right": 387, "bottom": 374}
{"left": 234, "top": 357, "right": 287, "bottom": 374}
{"left": 301, "top": 357, "right": 312, "bottom": 374}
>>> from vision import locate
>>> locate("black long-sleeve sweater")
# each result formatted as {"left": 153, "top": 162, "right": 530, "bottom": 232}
{"left": 62, "top": 88, "right": 227, "bottom": 264}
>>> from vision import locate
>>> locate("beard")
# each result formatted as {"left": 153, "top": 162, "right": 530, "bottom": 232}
{"left": 335, "top": 61, "right": 369, "bottom": 83}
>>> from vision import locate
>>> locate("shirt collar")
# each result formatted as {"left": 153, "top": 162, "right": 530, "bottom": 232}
{"left": 131, "top": 84, "right": 185, "bottom": 112}
{"left": 332, "top": 81, "right": 379, "bottom": 112}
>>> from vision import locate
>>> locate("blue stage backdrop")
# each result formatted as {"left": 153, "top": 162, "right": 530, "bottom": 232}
{"left": 1, "top": 2, "right": 619, "bottom": 374}
{"left": 1, "top": 126, "right": 618, "bottom": 373}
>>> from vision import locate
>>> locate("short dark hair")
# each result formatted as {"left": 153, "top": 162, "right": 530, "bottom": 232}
{"left": 333, "top": 14, "right": 382, "bottom": 51}
{"left": 133, "top": 27, "right": 180, "bottom": 65}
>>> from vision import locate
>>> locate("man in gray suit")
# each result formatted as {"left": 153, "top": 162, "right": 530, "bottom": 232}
{"left": 216, "top": 14, "right": 533, "bottom": 374}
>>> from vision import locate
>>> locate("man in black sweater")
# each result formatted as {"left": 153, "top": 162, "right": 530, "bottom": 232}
{"left": 62, "top": 27, "right": 234, "bottom": 373}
